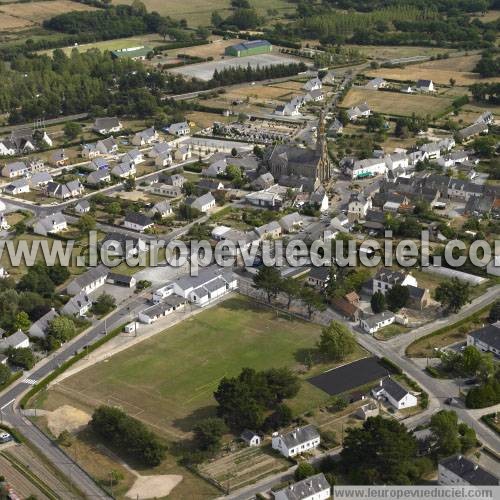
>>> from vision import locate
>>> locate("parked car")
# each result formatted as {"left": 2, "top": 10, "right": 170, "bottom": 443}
{"left": 0, "top": 431, "right": 12, "bottom": 443}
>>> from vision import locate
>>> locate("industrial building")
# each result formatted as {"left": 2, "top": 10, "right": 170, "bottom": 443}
{"left": 225, "top": 40, "right": 272, "bottom": 57}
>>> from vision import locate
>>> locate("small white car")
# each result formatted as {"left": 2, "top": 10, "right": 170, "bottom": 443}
{"left": 0, "top": 431, "right": 12, "bottom": 443}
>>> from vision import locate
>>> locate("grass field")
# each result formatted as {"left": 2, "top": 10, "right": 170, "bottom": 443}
{"left": 37, "top": 297, "right": 367, "bottom": 438}
{"left": 367, "top": 55, "right": 500, "bottom": 86}
{"left": 113, "top": 0, "right": 295, "bottom": 26}
{"left": 346, "top": 44, "right": 455, "bottom": 61}
{"left": 340, "top": 87, "right": 453, "bottom": 118}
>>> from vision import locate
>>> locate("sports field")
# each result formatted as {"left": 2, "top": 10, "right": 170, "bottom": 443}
{"left": 341, "top": 87, "right": 453, "bottom": 118}
{"left": 39, "top": 296, "right": 363, "bottom": 440}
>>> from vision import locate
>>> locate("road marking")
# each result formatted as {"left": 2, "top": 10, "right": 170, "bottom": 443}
{"left": 0, "top": 399, "right": 15, "bottom": 410}
{"left": 22, "top": 378, "right": 37, "bottom": 386}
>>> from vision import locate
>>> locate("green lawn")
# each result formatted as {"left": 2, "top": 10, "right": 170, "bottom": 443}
{"left": 39, "top": 296, "right": 365, "bottom": 439}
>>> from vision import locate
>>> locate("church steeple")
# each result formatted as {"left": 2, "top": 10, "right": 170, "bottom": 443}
{"left": 316, "top": 110, "right": 331, "bottom": 182}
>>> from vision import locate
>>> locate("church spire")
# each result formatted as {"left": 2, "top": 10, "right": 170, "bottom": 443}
{"left": 316, "top": 110, "right": 331, "bottom": 182}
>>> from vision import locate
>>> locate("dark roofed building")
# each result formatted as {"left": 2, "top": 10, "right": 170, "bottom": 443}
{"left": 439, "top": 455, "right": 499, "bottom": 485}
{"left": 274, "top": 473, "right": 331, "bottom": 500}
{"left": 225, "top": 40, "right": 272, "bottom": 57}
{"left": 467, "top": 323, "right": 500, "bottom": 357}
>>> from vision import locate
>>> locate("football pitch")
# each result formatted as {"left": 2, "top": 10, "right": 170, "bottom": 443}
{"left": 42, "top": 296, "right": 350, "bottom": 439}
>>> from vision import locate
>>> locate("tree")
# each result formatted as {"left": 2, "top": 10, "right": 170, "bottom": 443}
{"left": 370, "top": 291, "right": 386, "bottom": 314}
{"left": 340, "top": 416, "right": 418, "bottom": 484}
{"left": 318, "top": 321, "right": 356, "bottom": 361}
{"left": 295, "top": 462, "right": 316, "bottom": 481}
{"left": 47, "top": 264, "right": 70, "bottom": 285}
{"left": 281, "top": 278, "right": 301, "bottom": 309}
{"left": 449, "top": 78, "right": 456, "bottom": 87}
{"left": 47, "top": 316, "right": 76, "bottom": 343}
{"left": 253, "top": 266, "right": 282, "bottom": 303}
{"left": 193, "top": 418, "right": 227, "bottom": 452}
{"left": 301, "top": 287, "right": 326, "bottom": 319}
{"left": 211, "top": 11, "right": 223, "bottom": 27}
{"left": 6, "top": 347, "right": 35, "bottom": 370}
{"left": 178, "top": 203, "right": 200, "bottom": 221}
{"left": 458, "top": 422, "right": 476, "bottom": 452}
{"left": 0, "top": 364, "right": 11, "bottom": 386}
{"left": 77, "top": 214, "right": 96, "bottom": 232}
{"left": 461, "top": 346, "right": 482, "bottom": 375}
{"left": 124, "top": 177, "right": 136, "bottom": 191}
{"left": 386, "top": 284, "right": 409, "bottom": 312}
{"left": 64, "top": 122, "right": 82, "bottom": 141}
{"left": 263, "top": 403, "right": 292, "bottom": 431}
{"left": 14, "top": 311, "right": 31, "bottom": 332}
{"left": 431, "top": 410, "right": 461, "bottom": 458}
{"left": 92, "top": 293, "right": 116, "bottom": 316}
{"left": 488, "top": 301, "right": 500, "bottom": 323}
{"left": 435, "top": 278, "right": 471, "bottom": 313}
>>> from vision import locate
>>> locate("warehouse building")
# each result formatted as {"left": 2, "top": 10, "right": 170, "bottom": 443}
{"left": 111, "top": 46, "right": 153, "bottom": 60}
{"left": 225, "top": 40, "right": 272, "bottom": 57}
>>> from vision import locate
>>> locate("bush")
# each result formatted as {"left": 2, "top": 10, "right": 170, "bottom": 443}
{"left": 466, "top": 380, "right": 500, "bottom": 409}
{"left": 294, "top": 462, "right": 316, "bottom": 481}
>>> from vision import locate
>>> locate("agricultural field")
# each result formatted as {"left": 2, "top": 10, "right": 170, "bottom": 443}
{"left": 340, "top": 87, "right": 453, "bottom": 118}
{"left": 367, "top": 54, "right": 500, "bottom": 86}
{"left": 346, "top": 44, "right": 456, "bottom": 62}
{"left": 0, "top": 0, "right": 97, "bottom": 27}
{"left": 113, "top": 0, "right": 296, "bottom": 27}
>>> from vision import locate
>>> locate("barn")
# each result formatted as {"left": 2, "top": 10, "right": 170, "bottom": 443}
{"left": 225, "top": 40, "right": 272, "bottom": 57}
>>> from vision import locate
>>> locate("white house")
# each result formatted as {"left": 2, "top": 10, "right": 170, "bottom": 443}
{"left": 272, "top": 425, "right": 320, "bottom": 458}
{"left": 347, "top": 192, "right": 372, "bottom": 221}
{"left": 132, "top": 127, "right": 158, "bottom": 146}
{"left": 61, "top": 292, "right": 92, "bottom": 316}
{"left": 189, "top": 193, "right": 216, "bottom": 213}
{"left": 438, "top": 455, "right": 499, "bottom": 486}
{"left": 66, "top": 265, "right": 108, "bottom": 296}
{"left": 33, "top": 213, "right": 67, "bottom": 236}
{"left": 75, "top": 200, "right": 91, "bottom": 214}
{"left": 365, "top": 77, "right": 387, "bottom": 90}
{"left": 349, "top": 158, "right": 387, "bottom": 179}
{"left": 29, "top": 172, "right": 53, "bottom": 190}
{"left": 241, "top": 430, "right": 261, "bottom": 447}
{"left": 274, "top": 473, "right": 330, "bottom": 500}
{"left": 155, "top": 152, "right": 172, "bottom": 168}
{"left": 87, "top": 169, "right": 111, "bottom": 186}
{"left": 416, "top": 79, "right": 435, "bottom": 92}
{"left": 4, "top": 179, "right": 30, "bottom": 195}
{"left": 92, "top": 117, "right": 122, "bottom": 135}
{"left": 28, "top": 308, "right": 59, "bottom": 339}
{"left": 122, "top": 149, "right": 144, "bottom": 166}
{"left": 0, "top": 214, "right": 9, "bottom": 231}
{"left": 152, "top": 283, "right": 175, "bottom": 304}
{"left": 96, "top": 137, "right": 119, "bottom": 156}
{"left": 138, "top": 296, "right": 186, "bottom": 324}
{"left": 168, "top": 121, "right": 190, "bottom": 136}
{"left": 303, "top": 77, "right": 322, "bottom": 92}
{"left": 2, "top": 161, "right": 28, "bottom": 178}
{"left": 123, "top": 213, "right": 154, "bottom": 233}
{"left": 0, "top": 330, "right": 29, "bottom": 352}
{"left": 150, "top": 200, "right": 172, "bottom": 219}
{"left": 111, "top": 162, "right": 136, "bottom": 179}
{"left": 360, "top": 311, "right": 396, "bottom": 334}
{"left": 371, "top": 377, "right": 418, "bottom": 410}
{"left": 152, "top": 183, "right": 182, "bottom": 197}
{"left": 466, "top": 323, "right": 500, "bottom": 357}
{"left": 148, "top": 142, "right": 171, "bottom": 158}
{"left": 372, "top": 268, "right": 418, "bottom": 295}
{"left": 347, "top": 102, "right": 371, "bottom": 121}
{"left": 174, "top": 144, "right": 191, "bottom": 161}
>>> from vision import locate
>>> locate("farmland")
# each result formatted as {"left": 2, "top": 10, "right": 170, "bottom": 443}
{"left": 367, "top": 55, "right": 500, "bottom": 86}
{"left": 113, "top": 0, "right": 296, "bottom": 27}
{"left": 340, "top": 87, "right": 453, "bottom": 118}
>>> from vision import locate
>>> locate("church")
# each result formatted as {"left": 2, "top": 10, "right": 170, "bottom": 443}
{"left": 260, "top": 114, "right": 332, "bottom": 192}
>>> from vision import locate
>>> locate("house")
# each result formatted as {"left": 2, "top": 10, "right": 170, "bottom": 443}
{"left": 122, "top": 149, "right": 144, "bottom": 166}
{"left": 322, "top": 70, "right": 335, "bottom": 84}
{"left": 0, "top": 214, "right": 9, "bottom": 231}
{"left": 372, "top": 268, "right": 417, "bottom": 295}
{"left": 438, "top": 455, "right": 499, "bottom": 486}
{"left": 101, "top": 232, "right": 148, "bottom": 259}
{"left": 303, "top": 77, "right": 322, "bottom": 92}
{"left": 66, "top": 264, "right": 108, "bottom": 296}
{"left": 274, "top": 473, "right": 330, "bottom": 500}
{"left": 416, "top": 79, "right": 435, "bottom": 92}
{"left": 45, "top": 181, "right": 84, "bottom": 200}
{"left": 4, "top": 179, "right": 30, "bottom": 195}
{"left": 29, "top": 172, "right": 52, "bottom": 189}
{"left": 132, "top": 127, "right": 158, "bottom": 146}
{"left": 88, "top": 155, "right": 109, "bottom": 172}
{"left": 168, "top": 121, "right": 190, "bottom": 137}
{"left": 349, "top": 158, "right": 387, "bottom": 179}
{"left": 155, "top": 152, "right": 172, "bottom": 168}
{"left": 198, "top": 179, "right": 224, "bottom": 191}
{"left": 331, "top": 296, "right": 361, "bottom": 322}
{"left": 0, "top": 268, "right": 9, "bottom": 279}
{"left": 111, "top": 162, "right": 136, "bottom": 179}
{"left": 50, "top": 149, "right": 69, "bottom": 167}
{"left": 123, "top": 212, "right": 154, "bottom": 232}
{"left": 87, "top": 169, "right": 111, "bottom": 186}
{"left": 174, "top": 144, "right": 191, "bottom": 161}
{"left": 307, "top": 266, "right": 330, "bottom": 289}
{"left": 150, "top": 200, "right": 173, "bottom": 218}
{"left": 255, "top": 221, "right": 282, "bottom": 240}
{"left": 33, "top": 213, "right": 67, "bottom": 236}
{"left": 0, "top": 140, "right": 16, "bottom": 156}
{"left": 245, "top": 189, "right": 282, "bottom": 208}
{"left": 61, "top": 292, "right": 92, "bottom": 316}
{"left": 241, "top": 430, "right": 261, "bottom": 447}
{"left": 92, "top": 117, "right": 122, "bottom": 135}
{"left": 466, "top": 323, "right": 500, "bottom": 357}
{"left": 307, "top": 89, "right": 324, "bottom": 102}
{"left": 149, "top": 142, "right": 171, "bottom": 158}
{"left": 328, "top": 118, "right": 343, "bottom": 136}
{"left": 347, "top": 192, "right": 372, "bottom": 221}
{"left": 407, "top": 285, "right": 431, "bottom": 310}
{"left": 401, "top": 84, "right": 413, "bottom": 93}
{"left": 355, "top": 400, "right": 379, "bottom": 420}
{"left": 272, "top": 425, "right": 320, "bottom": 458}
{"left": 188, "top": 193, "right": 216, "bottom": 213}
{"left": 310, "top": 188, "right": 329, "bottom": 211}
{"left": 457, "top": 122, "right": 488, "bottom": 142}
{"left": 347, "top": 102, "right": 371, "bottom": 121}
{"left": 437, "top": 150, "right": 469, "bottom": 168}
{"left": 96, "top": 137, "right": 119, "bottom": 156}
{"left": 360, "top": 311, "right": 396, "bottom": 334}
{"left": 365, "top": 77, "right": 386, "bottom": 90}
{"left": 163, "top": 174, "right": 186, "bottom": 188}
{"left": 152, "top": 183, "right": 182, "bottom": 197}
{"left": 106, "top": 273, "right": 136, "bottom": 288}
{"left": 138, "top": 296, "right": 186, "bottom": 324}
{"left": 475, "top": 111, "right": 493, "bottom": 125}
{"left": 2, "top": 161, "right": 28, "bottom": 178}
{"left": 82, "top": 143, "right": 100, "bottom": 159}
{"left": 203, "top": 158, "right": 227, "bottom": 178}
{"left": 173, "top": 266, "right": 237, "bottom": 306}
{"left": 28, "top": 308, "right": 58, "bottom": 339}
{"left": 279, "top": 212, "right": 305, "bottom": 233}
{"left": 252, "top": 173, "right": 275, "bottom": 191}
{"left": 448, "top": 180, "right": 483, "bottom": 202}
{"left": 75, "top": 200, "right": 91, "bottom": 214}
{"left": 372, "top": 377, "right": 417, "bottom": 410}
{"left": 0, "top": 330, "right": 29, "bottom": 352}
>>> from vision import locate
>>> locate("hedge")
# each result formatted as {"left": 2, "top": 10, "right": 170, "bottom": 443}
{"left": 20, "top": 322, "right": 126, "bottom": 409}
{"left": 380, "top": 357, "right": 403, "bottom": 375}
